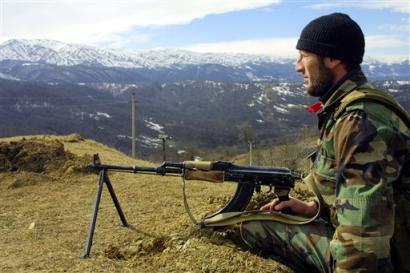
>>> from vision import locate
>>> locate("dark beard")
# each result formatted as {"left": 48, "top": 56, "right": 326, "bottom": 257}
{"left": 307, "top": 59, "right": 335, "bottom": 97}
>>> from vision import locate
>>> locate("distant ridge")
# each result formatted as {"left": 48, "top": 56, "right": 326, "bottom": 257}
{"left": 0, "top": 39, "right": 408, "bottom": 82}
{"left": 0, "top": 39, "right": 292, "bottom": 69}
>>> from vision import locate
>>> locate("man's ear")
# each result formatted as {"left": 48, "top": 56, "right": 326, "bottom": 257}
{"left": 324, "top": 57, "right": 342, "bottom": 69}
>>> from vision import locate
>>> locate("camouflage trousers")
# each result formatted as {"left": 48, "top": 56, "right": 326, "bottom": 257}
{"left": 240, "top": 218, "right": 335, "bottom": 273}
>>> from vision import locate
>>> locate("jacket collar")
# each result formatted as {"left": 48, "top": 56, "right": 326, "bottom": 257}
{"left": 318, "top": 69, "right": 368, "bottom": 114}
{"left": 316, "top": 69, "right": 369, "bottom": 131}
{"left": 321, "top": 69, "right": 367, "bottom": 105}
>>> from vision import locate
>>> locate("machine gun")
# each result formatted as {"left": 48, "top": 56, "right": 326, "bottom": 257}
{"left": 82, "top": 154, "right": 298, "bottom": 258}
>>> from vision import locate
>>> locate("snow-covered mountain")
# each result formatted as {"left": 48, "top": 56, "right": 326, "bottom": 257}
{"left": 1, "top": 39, "right": 408, "bottom": 83}
{"left": 0, "top": 39, "right": 290, "bottom": 69}
{"left": 0, "top": 39, "right": 297, "bottom": 83}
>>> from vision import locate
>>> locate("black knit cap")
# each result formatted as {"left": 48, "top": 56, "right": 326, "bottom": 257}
{"left": 296, "top": 13, "right": 365, "bottom": 64}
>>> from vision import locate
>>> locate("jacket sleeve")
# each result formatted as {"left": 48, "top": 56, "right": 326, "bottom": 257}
{"left": 329, "top": 107, "right": 401, "bottom": 273}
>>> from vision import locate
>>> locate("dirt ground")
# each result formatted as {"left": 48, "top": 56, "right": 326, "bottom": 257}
{"left": 0, "top": 135, "right": 312, "bottom": 273}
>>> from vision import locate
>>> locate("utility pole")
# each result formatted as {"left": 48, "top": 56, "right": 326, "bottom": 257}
{"left": 159, "top": 134, "right": 169, "bottom": 161}
{"left": 131, "top": 93, "right": 136, "bottom": 158}
{"left": 249, "top": 141, "right": 253, "bottom": 166}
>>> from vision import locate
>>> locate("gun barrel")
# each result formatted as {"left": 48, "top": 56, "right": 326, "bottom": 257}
{"left": 92, "top": 163, "right": 158, "bottom": 173}
{"left": 90, "top": 155, "right": 296, "bottom": 185}
{"left": 91, "top": 161, "right": 184, "bottom": 176}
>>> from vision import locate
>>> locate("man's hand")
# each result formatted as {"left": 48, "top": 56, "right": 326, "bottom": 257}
{"left": 260, "top": 197, "right": 318, "bottom": 218}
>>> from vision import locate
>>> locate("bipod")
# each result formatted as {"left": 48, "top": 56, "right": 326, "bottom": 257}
{"left": 82, "top": 165, "right": 128, "bottom": 258}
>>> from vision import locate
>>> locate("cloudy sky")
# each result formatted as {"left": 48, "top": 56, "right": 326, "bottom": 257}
{"left": 1, "top": 0, "right": 409, "bottom": 62}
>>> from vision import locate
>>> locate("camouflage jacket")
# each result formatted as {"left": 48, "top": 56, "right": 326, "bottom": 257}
{"left": 311, "top": 71, "right": 410, "bottom": 272}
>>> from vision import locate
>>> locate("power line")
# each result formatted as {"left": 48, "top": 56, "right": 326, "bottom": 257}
{"left": 131, "top": 93, "right": 136, "bottom": 158}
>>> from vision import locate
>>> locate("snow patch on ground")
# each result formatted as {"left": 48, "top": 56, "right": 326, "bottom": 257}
{"left": 273, "top": 104, "right": 289, "bottom": 114}
{"left": 138, "top": 135, "right": 161, "bottom": 148}
{"left": 144, "top": 119, "right": 164, "bottom": 133}
{"left": 89, "top": 112, "right": 111, "bottom": 120}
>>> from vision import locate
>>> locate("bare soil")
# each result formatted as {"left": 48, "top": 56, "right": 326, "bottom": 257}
{"left": 0, "top": 135, "right": 306, "bottom": 273}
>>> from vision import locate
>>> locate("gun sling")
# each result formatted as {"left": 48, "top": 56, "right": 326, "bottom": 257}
{"left": 182, "top": 173, "right": 323, "bottom": 227}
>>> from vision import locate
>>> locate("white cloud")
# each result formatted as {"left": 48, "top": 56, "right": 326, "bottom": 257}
{"left": 102, "top": 32, "right": 153, "bottom": 49}
{"left": 366, "top": 35, "right": 408, "bottom": 49}
{"left": 365, "top": 35, "right": 409, "bottom": 62}
{"left": 380, "top": 17, "right": 410, "bottom": 33}
{"left": 366, "top": 54, "right": 409, "bottom": 63}
{"left": 0, "top": 0, "right": 281, "bottom": 44}
{"left": 183, "top": 35, "right": 409, "bottom": 62}
{"left": 306, "top": 0, "right": 409, "bottom": 13}
{"left": 183, "top": 38, "right": 298, "bottom": 58}
{"left": 380, "top": 23, "right": 410, "bottom": 33}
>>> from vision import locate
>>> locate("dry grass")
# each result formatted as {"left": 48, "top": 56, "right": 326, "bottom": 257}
{"left": 0, "top": 135, "right": 293, "bottom": 273}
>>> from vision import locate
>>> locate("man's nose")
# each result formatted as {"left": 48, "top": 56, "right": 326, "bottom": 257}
{"left": 295, "top": 60, "right": 303, "bottom": 73}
